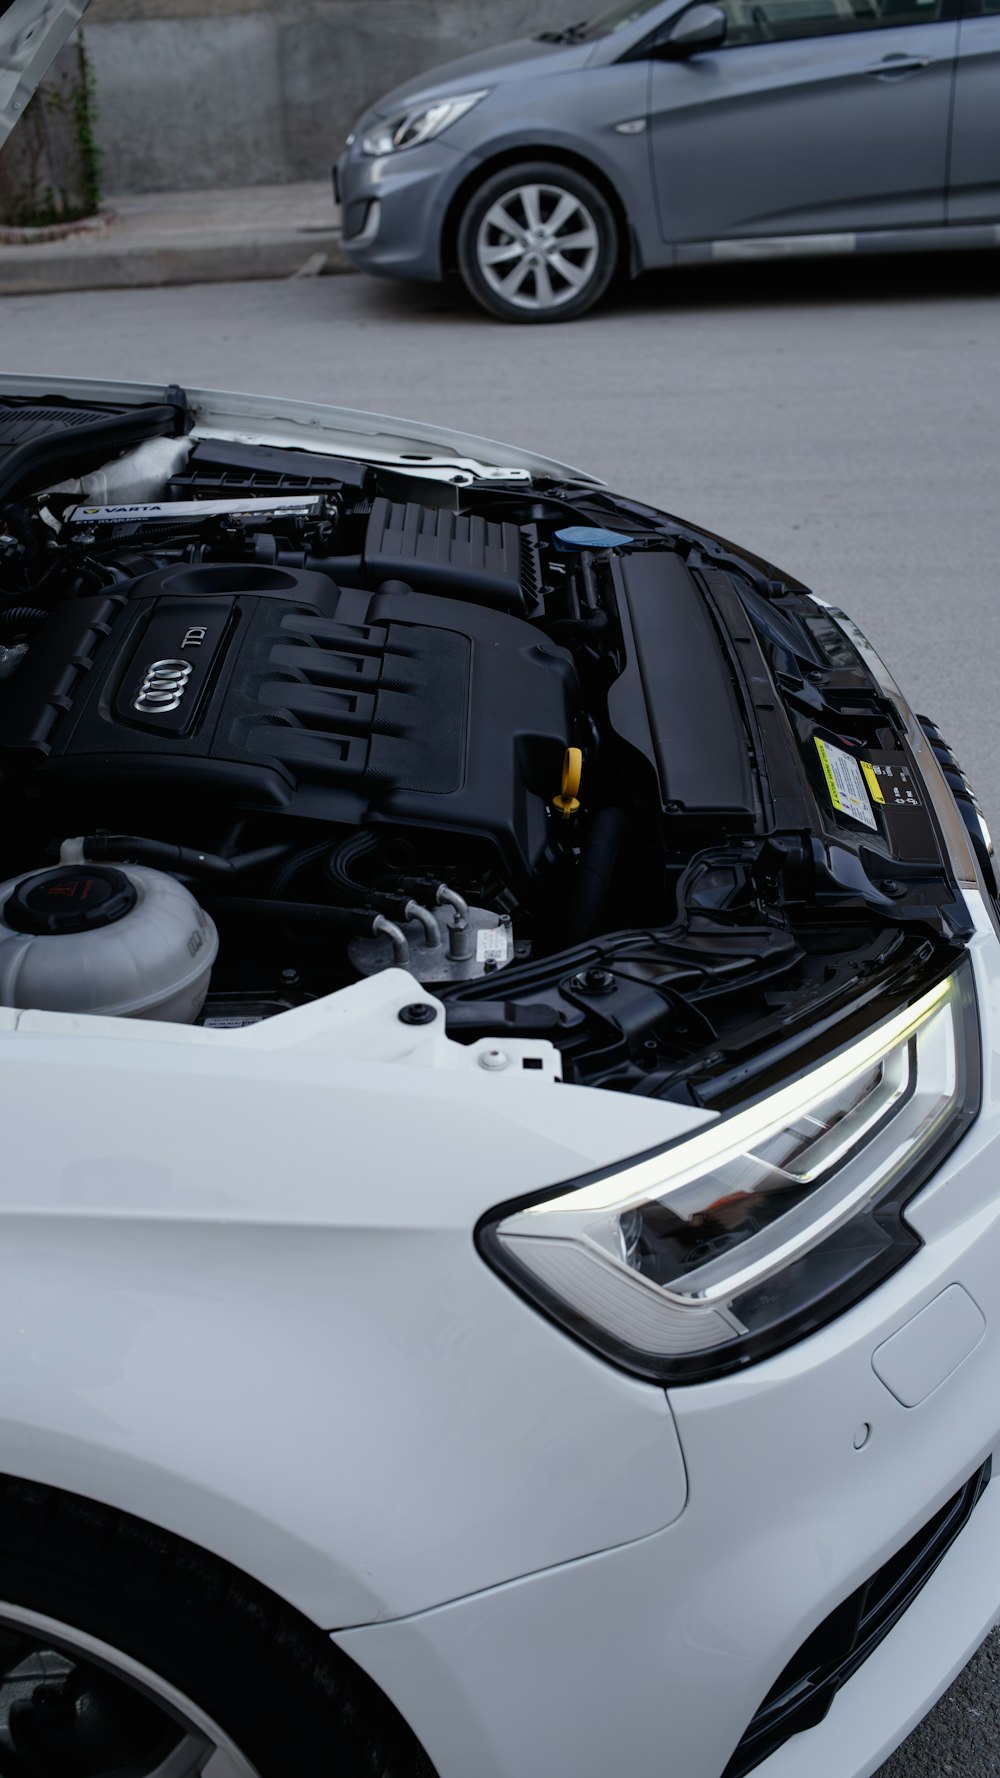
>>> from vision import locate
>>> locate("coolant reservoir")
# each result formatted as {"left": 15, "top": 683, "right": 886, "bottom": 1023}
{"left": 0, "top": 863, "right": 218, "bottom": 1022}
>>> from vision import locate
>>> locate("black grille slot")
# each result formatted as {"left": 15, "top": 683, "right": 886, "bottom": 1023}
{"left": 725, "top": 1456, "right": 992, "bottom": 1778}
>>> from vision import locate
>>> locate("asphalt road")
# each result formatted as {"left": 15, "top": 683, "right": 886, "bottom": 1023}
{"left": 3, "top": 253, "right": 1000, "bottom": 1777}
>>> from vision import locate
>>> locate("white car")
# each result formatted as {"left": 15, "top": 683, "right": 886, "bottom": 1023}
{"left": 2, "top": 8, "right": 1000, "bottom": 1778}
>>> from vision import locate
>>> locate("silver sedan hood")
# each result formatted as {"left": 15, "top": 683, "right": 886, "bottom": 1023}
{"left": 361, "top": 37, "right": 595, "bottom": 120}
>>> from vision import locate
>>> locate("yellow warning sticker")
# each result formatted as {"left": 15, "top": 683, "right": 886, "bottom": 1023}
{"left": 815, "top": 738, "right": 877, "bottom": 830}
{"left": 861, "top": 760, "right": 885, "bottom": 805}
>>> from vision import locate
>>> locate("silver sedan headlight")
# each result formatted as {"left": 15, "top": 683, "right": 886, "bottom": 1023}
{"left": 479, "top": 966, "right": 979, "bottom": 1383}
{"left": 361, "top": 91, "right": 489, "bottom": 157}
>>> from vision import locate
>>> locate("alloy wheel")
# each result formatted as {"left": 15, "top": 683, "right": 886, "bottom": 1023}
{"left": 0, "top": 1603, "right": 260, "bottom": 1777}
{"left": 475, "top": 182, "right": 602, "bottom": 314}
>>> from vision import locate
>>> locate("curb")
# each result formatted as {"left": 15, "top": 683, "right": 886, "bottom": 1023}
{"left": 0, "top": 209, "right": 117, "bottom": 246}
{"left": 0, "top": 229, "right": 353, "bottom": 295}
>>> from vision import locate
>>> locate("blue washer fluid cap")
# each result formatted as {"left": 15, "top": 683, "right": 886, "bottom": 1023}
{"left": 553, "top": 526, "right": 634, "bottom": 552}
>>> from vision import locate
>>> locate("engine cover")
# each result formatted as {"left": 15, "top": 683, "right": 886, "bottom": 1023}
{"left": 0, "top": 563, "right": 582, "bottom": 879}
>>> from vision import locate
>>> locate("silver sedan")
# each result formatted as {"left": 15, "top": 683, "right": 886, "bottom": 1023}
{"left": 336, "top": 0, "right": 999, "bottom": 321}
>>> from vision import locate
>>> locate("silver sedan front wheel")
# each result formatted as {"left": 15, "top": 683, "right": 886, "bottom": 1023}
{"left": 458, "top": 162, "right": 619, "bottom": 323}
{"left": 477, "top": 183, "right": 601, "bottom": 313}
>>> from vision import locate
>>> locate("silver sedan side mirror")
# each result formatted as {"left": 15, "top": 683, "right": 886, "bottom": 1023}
{"left": 658, "top": 4, "right": 728, "bottom": 55}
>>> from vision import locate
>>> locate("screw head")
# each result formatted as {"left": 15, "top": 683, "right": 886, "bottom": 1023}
{"left": 479, "top": 1048, "right": 511, "bottom": 1071}
{"left": 399, "top": 1002, "right": 436, "bottom": 1026}
{"left": 587, "top": 967, "right": 614, "bottom": 992}
{"left": 570, "top": 967, "right": 616, "bottom": 996}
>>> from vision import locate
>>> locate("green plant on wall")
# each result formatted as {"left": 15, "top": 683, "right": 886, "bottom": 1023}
{"left": 71, "top": 41, "right": 102, "bottom": 218}
{"left": 0, "top": 33, "right": 102, "bottom": 229}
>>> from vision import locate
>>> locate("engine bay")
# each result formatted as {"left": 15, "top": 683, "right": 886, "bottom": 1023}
{"left": 0, "top": 386, "right": 980, "bottom": 1103}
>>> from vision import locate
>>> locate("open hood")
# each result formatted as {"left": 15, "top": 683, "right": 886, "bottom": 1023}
{"left": 0, "top": 356, "right": 983, "bottom": 1350}
{"left": 0, "top": 373, "right": 604, "bottom": 485}
{"left": 0, "top": 0, "right": 91, "bottom": 155}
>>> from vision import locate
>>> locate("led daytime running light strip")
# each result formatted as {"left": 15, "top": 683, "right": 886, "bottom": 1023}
{"left": 525, "top": 975, "right": 954, "bottom": 1219}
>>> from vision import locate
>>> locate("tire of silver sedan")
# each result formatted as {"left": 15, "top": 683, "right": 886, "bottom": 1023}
{"left": 0, "top": 1477, "right": 433, "bottom": 1777}
{"left": 457, "top": 162, "right": 620, "bottom": 323}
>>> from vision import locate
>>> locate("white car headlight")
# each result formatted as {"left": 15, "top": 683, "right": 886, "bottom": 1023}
{"left": 361, "top": 91, "right": 489, "bottom": 157}
{"left": 479, "top": 966, "right": 979, "bottom": 1383}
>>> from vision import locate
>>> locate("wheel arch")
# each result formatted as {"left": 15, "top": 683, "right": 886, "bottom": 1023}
{"left": 441, "top": 144, "right": 639, "bottom": 280}
{"left": 0, "top": 1421, "right": 385, "bottom": 1631}
{"left": 0, "top": 1468, "right": 437, "bottom": 1774}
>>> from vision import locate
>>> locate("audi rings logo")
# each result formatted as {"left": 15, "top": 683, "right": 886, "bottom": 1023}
{"left": 133, "top": 659, "right": 194, "bottom": 715}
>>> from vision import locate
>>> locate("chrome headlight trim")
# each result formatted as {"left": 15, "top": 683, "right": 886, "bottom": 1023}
{"left": 360, "top": 90, "right": 490, "bottom": 157}
{"left": 478, "top": 961, "right": 980, "bottom": 1384}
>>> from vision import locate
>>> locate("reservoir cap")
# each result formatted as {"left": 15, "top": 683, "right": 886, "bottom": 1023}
{"left": 554, "top": 526, "right": 634, "bottom": 552}
{"left": 5, "top": 865, "right": 138, "bottom": 936}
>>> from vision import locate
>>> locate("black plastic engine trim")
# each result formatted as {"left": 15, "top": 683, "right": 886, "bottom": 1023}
{"left": 0, "top": 560, "right": 583, "bottom": 884}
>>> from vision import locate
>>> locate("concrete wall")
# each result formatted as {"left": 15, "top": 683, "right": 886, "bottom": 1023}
{"left": 85, "top": 0, "right": 588, "bottom": 194}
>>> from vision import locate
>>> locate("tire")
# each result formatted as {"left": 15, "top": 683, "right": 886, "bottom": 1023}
{"left": 0, "top": 1476, "right": 434, "bottom": 1778}
{"left": 457, "top": 161, "right": 620, "bottom": 323}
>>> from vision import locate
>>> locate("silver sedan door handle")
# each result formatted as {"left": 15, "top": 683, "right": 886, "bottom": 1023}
{"left": 864, "top": 53, "right": 933, "bottom": 77}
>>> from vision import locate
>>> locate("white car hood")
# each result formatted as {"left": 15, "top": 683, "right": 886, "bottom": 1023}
{"left": 0, "top": 373, "right": 604, "bottom": 487}
{"left": 0, "top": 0, "right": 92, "bottom": 153}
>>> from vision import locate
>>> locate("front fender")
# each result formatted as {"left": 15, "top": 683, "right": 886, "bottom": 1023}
{"left": 0, "top": 979, "right": 698, "bottom": 1627}
{"left": 450, "top": 62, "right": 659, "bottom": 271}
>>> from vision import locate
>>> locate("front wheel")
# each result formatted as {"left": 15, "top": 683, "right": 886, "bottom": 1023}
{"left": 456, "top": 162, "right": 620, "bottom": 323}
{"left": 0, "top": 1477, "right": 431, "bottom": 1777}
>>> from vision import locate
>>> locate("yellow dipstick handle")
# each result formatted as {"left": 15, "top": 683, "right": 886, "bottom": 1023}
{"left": 553, "top": 746, "right": 583, "bottom": 819}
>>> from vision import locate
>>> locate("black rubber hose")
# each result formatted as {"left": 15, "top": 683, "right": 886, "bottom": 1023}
{"left": 79, "top": 835, "right": 290, "bottom": 882}
{"left": 565, "top": 807, "right": 629, "bottom": 947}
{"left": 204, "top": 896, "right": 378, "bottom": 933}
{"left": 577, "top": 551, "right": 600, "bottom": 614}
{"left": 546, "top": 611, "right": 609, "bottom": 638}
{"left": 274, "top": 551, "right": 364, "bottom": 581}
{"left": 0, "top": 606, "right": 46, "bottom": 637}
{"left": 325, "top": 830, "right": 379, "bottom": 902}
{"left": 324, "top": 832, "right": 421, "bottom": 922}
{"left": 270, "top": 838, "right": 338, "bottom": 900}
{"left": 0, "top": 403, "right": 184, "bottom": 505}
